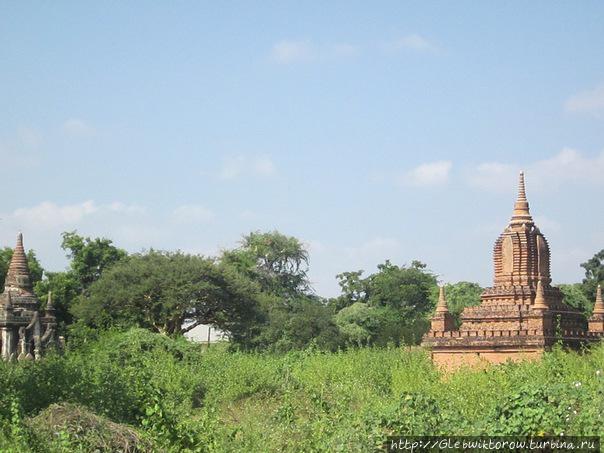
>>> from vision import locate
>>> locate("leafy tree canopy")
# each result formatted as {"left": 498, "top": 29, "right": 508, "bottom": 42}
{"left": 222, "top": 230, "right": 310, "bottom": 298}
{"left": 365, "top": 260, "right": 436, "bottom": 314}
{"left": 559, "top": 283, "right": 593, "bottom": 317}
{"left": 34, "top": 271, "right": 80, "bottom": 331}
{"left": 242, "top": 294, "right": 342, "bottom": 352}
{"left": 61, "top": 231, "right": 127, "bottom": 290}
{"left": 335, "top": 260, "right": 437, "bottom": 314}
{"left": 333, "top": 270, "right": 366, "bottom": 310}
{"left": 333, "top": 260, "right": 437, "bottom": 346}
{"left": 580, "top": 249, "right": 604, "bottom": 302}
{"left": 72, "top": 250, "right": 260, "bottom": 339}
{"left": 438, "top": 281, "right": 483, "bottom": 327}
{"left": 334, "top": 302, "right": 380, "bottom": 347}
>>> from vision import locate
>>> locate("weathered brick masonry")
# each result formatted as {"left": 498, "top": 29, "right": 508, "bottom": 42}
{"left": 422, "top": 172, "right": 604, "bottom": 368}
{"left": 0, "top": 233, "right": 58, "bottom": 361}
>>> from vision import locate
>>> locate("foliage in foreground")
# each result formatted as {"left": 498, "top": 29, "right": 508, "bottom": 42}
{"left": 0, "top": 329, "right": 602, "bottom": 452}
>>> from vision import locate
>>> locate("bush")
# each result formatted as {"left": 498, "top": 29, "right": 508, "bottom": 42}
{"left": 26, "top": 403, "right": 153, "bottom": 452}
{"left": 0, "top": 329, "right": 602, "bottom": 451}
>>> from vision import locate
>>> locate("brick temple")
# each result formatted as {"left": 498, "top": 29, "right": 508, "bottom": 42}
{"left": 0, "top": 233, "right": 58, "bottom": 361}
{"left": 423, "top": 172, "right": 604, "bottom": 368}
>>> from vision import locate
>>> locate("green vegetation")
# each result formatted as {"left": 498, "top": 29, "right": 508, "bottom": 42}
{"left": 331, "top": 261, "right": 437, "bottom": 346}
{"left": 1, "top": 231, "right": 603, "bottom": 450}
{"left": 0, "top": 329, "right": 602, "bottom": 452}
{"left": 72, "top": 251, "right": 259, "bottom": 339}
{"left": 581, "top": 249, "right": 604, "bottom": 304}
{"left": 4, "top": 231, "right": 601, "bottom": 350}
{"left": 440, "top": 281, "right": 483, "bottom": 327}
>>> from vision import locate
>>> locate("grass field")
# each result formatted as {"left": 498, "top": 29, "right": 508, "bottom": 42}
{"left": 0, "top": 329, "right": 602, "bottom": 452}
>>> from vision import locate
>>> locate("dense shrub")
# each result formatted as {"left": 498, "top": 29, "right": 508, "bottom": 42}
{"left": 26, "top": 403, "right": 153, "bottom": 452}
{"left": 0, "top": 330, "right": 602, "bottom": 452}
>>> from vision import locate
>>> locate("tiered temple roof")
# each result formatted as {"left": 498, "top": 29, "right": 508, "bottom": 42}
{"left": 422, "top": 173, "right": 604, "bottom": 367}
{"left": 1, "top": 233, "right": 58, "bottom": 361}
{"left": 5, "top": 233, "right": 33, "bottom": 292}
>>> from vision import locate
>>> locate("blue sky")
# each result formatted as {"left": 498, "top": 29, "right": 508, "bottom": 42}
{"left": 1, "top": 2, "right": 603, "bottom": 296}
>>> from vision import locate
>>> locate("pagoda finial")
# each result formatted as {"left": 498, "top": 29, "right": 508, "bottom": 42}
{"left": 511, "top": 171, "right": 533, "bottom": 224}
{"left": 435, "top": 286, "right": 449, "bottom": 314}
{"left": 45, "top": 291, "right": 56, "bottom": 319}
{"left": 5, "top": 232, "right": 33, "bottom": 293}
{"left": 517, "top": 171, "right": 527, "bottom": 201}
{"left": 593, "top": 284, "right": 604, "bottom": 316}
{"left": 533, "top": 279, "right": 548, "bottom": 312}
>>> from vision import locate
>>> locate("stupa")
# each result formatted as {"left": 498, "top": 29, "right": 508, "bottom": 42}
{"left": 0, "top": 233, "right": 58, "bottom": 361}
{"left": 588, "top": 284, "right": 604, "bottom": 333}
{"left": 422, "top": 172, "right": 604, "bottom": 367}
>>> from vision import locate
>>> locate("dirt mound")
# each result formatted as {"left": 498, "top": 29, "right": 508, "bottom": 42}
{"left": 26, "top": 402, "right": 154, "bottom": 452}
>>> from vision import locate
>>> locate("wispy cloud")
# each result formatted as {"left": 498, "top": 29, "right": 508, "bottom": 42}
{"left": 8, "top": 200, "right": 146, "bottom": 230}
{"left": 565, "top": 83, "right": 604, "bottom": 117}
{"left": 106, "top": 202, "right": 147, "bottom": 215}
{"left": 172, "top": 205, "right": 216, "bottom": 224}
{"left": 330, "top": 43, "right": 359, "bottom": 58}
{"left": 533, "top": 215, "right": 561, "bottom": 233}
{"left": 344, "top": 237, "right": 401, "bottom": 260}
{"left": 269, "top": 34, "right": 439, "bottom": 64}
{"left": 468, "top": 162, "right": 517, "bottom": 192}
{"left": 218, "top": 155, "right": 276, "bottom": 180}
{"left": 62, "top": 118, "right": 96, "bottom": 137}
{"left": 239, "top": 209, "right": 257, "bottom": 220}
{"left": 384, "top": 34, "right": 439, "bottom": 53}
{"left": 17, "top": 127, "right": 42, "bottom": 148}
{"left": 270, "top": 39, "right": 360, "bottom": 64}
{"left": 401, "top": 160, "right": 452, "bottom": 187}
{"left": 531, "top": 148, "right": 604, "bottom": 188}
{"left": 468, "top": 148, "right": 604, "bottom": 192}
{"left": 0, "top": 201, "right": 225, "bottom": 272}
{"left": 270, "top": 40, "right": 314, "bottom": 64}
{"left": 0, "top": 127, "right": 42, "bottom": 169}
{"left": 12, "top": 201, "right": 98, "bottom": 228}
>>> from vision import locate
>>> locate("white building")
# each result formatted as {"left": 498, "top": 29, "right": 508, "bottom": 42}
{"left": 184, "top": 323, "right": 227, "bottom": 344}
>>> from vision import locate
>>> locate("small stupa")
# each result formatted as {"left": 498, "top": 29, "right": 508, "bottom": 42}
{"left": 0, "top": 233, "right": 58, "bottom": 361}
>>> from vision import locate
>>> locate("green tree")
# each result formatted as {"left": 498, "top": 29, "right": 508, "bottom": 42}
{"left": 61, "top": 231, "right": 127, "bottom": 289}
{"left": 365, "top": 261, "right": 436, "bottom": 316}
{"left": 72, "top": 250, "right": 260, "bottom": 339}
{"left": 0, "top": 247, "right": 44, "bottom": 288}
{"left": 220, "top": 231, "right": 350, "bottom": 351}
{"left": 559, "top": 283, "right": 592, "bottom": 317}
{"left": 246, "top": 294, "right": 343, "bottom": 352}
{"left": 34, "top": 271, "right": 80, "bottom": 330}
{"left": 440, "top": 281, "right": 483, "bottom": 327}
{"left": 220, "top": 231, "right": 336, "bottom": 350}
{"left": 580, "top": 249, "right": 604, "bottom": 302}
{"left": 332, "top": 270, "right": 366, "bottom": 310}
{"left": 23, "top": 232, "right": 127, "bottom": 334}
{"left": 222, "top": 230, "right": 310, "bottom": 297}
{"left": 333, "top": 260, "right": 438, "bottom": 346}
{"left": 334, "top": 302, "right": 379, "bottom": 347}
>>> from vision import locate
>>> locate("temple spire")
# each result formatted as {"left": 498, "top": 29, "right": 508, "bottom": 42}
{"left": 435, "top": 286, "right": 449, "bottom": 314}
{"left": 45, "top": 291, "right": 56, "bottom": 319}
{"left": 6, "top": 290, "right": 12, "bottom": 309}
{"left": 511, "top": 171, "right": 533, "bottom": 224}
{"left": 5, "top": 232, "right": 33, "bottom": 293}
{"left": 533, "top": 279, "right": 548, "bottom": 312}
{"left": 593, "top": 285, "right": 604, "bottom": 316}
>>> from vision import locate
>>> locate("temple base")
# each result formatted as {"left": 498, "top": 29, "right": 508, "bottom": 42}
{"left": 430, "top": 347, "right": 544, "bottom": 370}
